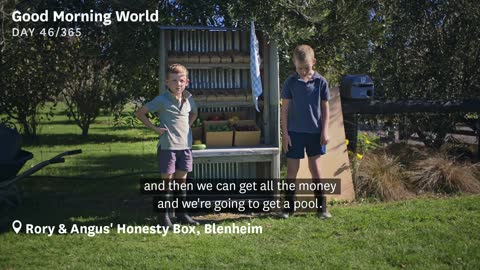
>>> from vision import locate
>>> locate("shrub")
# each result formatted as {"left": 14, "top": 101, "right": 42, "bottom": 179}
{"left": 409, "top": 155, "right": 480, "bottom": 194}
{"left": 355, "top": 152, "right": 413, "bottom": 201}
{"left": 385, "top": 142, "right": 430, "bottom": 168}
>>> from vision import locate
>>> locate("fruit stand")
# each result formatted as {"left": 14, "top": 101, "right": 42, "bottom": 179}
{"left": 158, "top": 26, "right": 280, "bottom": 179}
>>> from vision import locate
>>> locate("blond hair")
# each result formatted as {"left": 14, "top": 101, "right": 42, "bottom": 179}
{"left": 167, "top": 63, "right": 189, "bottom": 78}
{"left": 293, "top": 45, "right": 315, "bottom": 62}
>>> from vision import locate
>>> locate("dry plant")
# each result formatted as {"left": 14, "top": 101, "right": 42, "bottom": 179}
{"left": 356, "top": 152, "right": 413, "bottom": 201}
{"left": 385, "top": 142, "right": 430, "bottom": 167}
{"left": 409, "top": 155, "right": 480, "bottom": 194}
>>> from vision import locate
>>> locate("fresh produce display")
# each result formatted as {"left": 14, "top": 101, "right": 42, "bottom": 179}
{"left": 206, "top": 124, "right": 231, "bottom": 132}
{"left": 192, "top": 117, "right": 202, "bottom": 128}
{"left": 194, "top": 140, "right": 202, "bottom": 145}
{"left": 233, "top": 125, "right": 258, "bottom": 131}
{"left": 228, "top": 116, "right": 240, "bottom": 124}
{"left": 207, "top": 115, "right": 224, "bottom": 121}
{"left": 192, "top": 144, "right": 207, "bottom": 150}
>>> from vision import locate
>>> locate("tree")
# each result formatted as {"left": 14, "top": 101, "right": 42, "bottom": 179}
{"left": 63, "top": 55, "right": 123, "bottom": 137}
{"left": 370, "top": 0, "right": 480, "bottom": 148}
{"left": 0, "top": 1, "right": 67, "bottom": 138}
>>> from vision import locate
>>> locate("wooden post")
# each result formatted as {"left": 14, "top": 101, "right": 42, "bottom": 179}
{"left": 268, "top": 38, "right": 280, "bottom": 178}
{"left": 262, "top": 33, "right": 271, "bottom": 145}
{"left": 159, "top": 29, "right": 166, "bottom": 94}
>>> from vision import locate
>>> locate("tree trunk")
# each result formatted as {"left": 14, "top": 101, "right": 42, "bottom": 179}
{"left": 81, "top": 125, "right": 89, "bottom": 137}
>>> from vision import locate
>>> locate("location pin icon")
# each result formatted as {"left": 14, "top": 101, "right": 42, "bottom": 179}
{"left": 12, "top": 220, "right": 22, "bottom": 234}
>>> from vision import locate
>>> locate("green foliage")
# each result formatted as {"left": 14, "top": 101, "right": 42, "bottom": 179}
{"left": 0, "top": 1, "right": 68, "bottom": 137}
{"left": 206, "top": 123, "right": 231, "bottom": 132}
{"left": 357, "top": 132, "right": 381, "bottom": 155}
{"left": 223, "top": 0, "right": 480, "bottom": 149}
{"left": 221, "top": 0, "right": 377, "bottom": 85}
{"left": 2, "top": 0, "right": 478, "bottom": 146}
{"left": 191, "top": 117, "right": 202, "bottom": 128}
{"left": 369, "top": 0, "right": 480, "bottom": 148}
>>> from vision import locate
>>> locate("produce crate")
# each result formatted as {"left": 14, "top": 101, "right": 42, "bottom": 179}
{"left": 199, "top": 112, "right": 225, "bottom": 121}
{"left": 233, "top": 120, "right": 261, "bottom": 146}
{"left": 204, "top": 121, "right": 233, "bottom": 147}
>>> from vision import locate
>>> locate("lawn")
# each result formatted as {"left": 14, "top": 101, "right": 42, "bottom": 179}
{"left": 1, "top": 194, "right": 479, "bottom": 269}
{"left": 13, "top": 104, "right": 160, "bottom": 178}
{"left": 1, "top": 105, "right": 480, "bottom": 269}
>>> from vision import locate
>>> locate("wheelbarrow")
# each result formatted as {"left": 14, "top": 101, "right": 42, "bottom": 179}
{"left": 0, "top": 124, "right": 81, "bottom": 214}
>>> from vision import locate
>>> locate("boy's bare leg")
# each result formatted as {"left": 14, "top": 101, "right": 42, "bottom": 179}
{"left": 287, "top": 158, "right": 300, "bottom": 179}
{"left": 159, "top": 173, "right": 174, "bottom": 228}
{"left": 307, "top": 155, "right": 322, "bottom": 179}
{"left": 173, "top": 170, "right": 187, "bottom": 180}
{"left": 281, "top": 158, "right": 300, "bottom": 218}
{"left": 308, "top": 155, "right": 332, "bottom": 219}
{"left": 161, "top": 173, "right": 173, "bottom": 180}
{"left": 173, "top": 170, "right": 199, "bottom": 226}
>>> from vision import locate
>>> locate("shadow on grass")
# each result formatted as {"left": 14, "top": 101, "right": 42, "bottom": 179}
{"left": 90, "top": 125, "right": 146, "bottom": 131}
{"left": 24, "top": 152, "right": 158, "bottom": 178}
{"left": 1, "top": 177, "right": 278, "bottom": 234}
{"left": 22, "top": 133, "right": 157, "bottom": 146}
{"left": 41, "top": 120, "right": 76, "bottom": 125}
{"left": 0, "top": 151, "right": 282, "bottom": 233}
{"left": 0, "top": 175, "right": 159, "bottom": 233}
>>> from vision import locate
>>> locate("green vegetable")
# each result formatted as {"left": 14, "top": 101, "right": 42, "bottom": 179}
{"left": 192, "top": 144, "right": 207, "bottom": 150}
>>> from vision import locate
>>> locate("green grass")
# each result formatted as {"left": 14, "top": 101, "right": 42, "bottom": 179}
{"left": 2, "top": 104, "right": 480, "bottom": 269}
{"left": 1, "top": 195, "right": 479, "bottom": 269}
{"left": 14, "top": 104, "right": 160, "bottom": 178}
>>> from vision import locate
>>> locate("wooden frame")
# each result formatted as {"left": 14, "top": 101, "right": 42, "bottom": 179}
{"left": 158, "top": 26, "right": 280, "bottom": 179}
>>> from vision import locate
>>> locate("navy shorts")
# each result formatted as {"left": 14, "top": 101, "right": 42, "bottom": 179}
{"left": 286, "top": 131, "right": 326, "bottom": 159}
{"left": 157, "top": 147, "right": 193, "bottom": 174}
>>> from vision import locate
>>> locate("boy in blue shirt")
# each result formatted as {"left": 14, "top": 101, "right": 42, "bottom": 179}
{"left": 135, "top": 64, "right": 199, "bottom": 228}
{"left": 281, "top": 45, "right": 332, "bottom": 219}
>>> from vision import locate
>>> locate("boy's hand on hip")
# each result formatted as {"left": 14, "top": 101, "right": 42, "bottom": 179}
{"left": 153, "top": 126, "right": 168, "bottom": 135}
{"left": 321, "top": 133, "right": 330, "bottom": 145}
{"left": 282, "top": 134, "right": 292, "bottom": 153}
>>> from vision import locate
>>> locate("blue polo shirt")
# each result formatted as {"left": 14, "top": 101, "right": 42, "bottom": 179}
{"left": 281, "top": 72, "right": 330, "bottom": 134}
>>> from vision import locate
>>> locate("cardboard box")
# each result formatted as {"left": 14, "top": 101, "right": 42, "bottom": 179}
{"left": 220, "top": 53, "right": 233, "bottom": 63}
{"left": 231, "top": 50, "right": 243, "bottom": 63}
{"left": 233, "top": 120, "right": 261, "bottom": 146}
{"left": 187, "top": 53, "right": 200, "bottom": 63}
{"left": 168, "top": 52, "right": 178, "bottom": 62}
{"left": 176, "top": 53, "right": 188, "bottom": 62}
{"left": 240, "top": 53, "right": 250, "bottom": 63}
{"left": 209, "top": 54, "right": 221, "bottom": 63}
{"left": 191, "top": 89, "right": 207, "bottom": 102}
{"left": 199, "top": 54, "right": 210, "bottom": 63}
{"left": 204, "top": 121, "right": 233, "bottom": 147}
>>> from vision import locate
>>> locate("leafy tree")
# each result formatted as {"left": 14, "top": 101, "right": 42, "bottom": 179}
{"left": 0, "top": 1, "right": 67, "bottom": 138}
{"left": 370, "top": 0, "right": 480, "bottom": 148}
{"left": 63, "top": 54, "right": 123, "bottom": 137}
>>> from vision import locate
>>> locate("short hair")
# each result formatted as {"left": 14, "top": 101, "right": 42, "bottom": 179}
{"left": 167, "top": 63, "right": 189, "bottom": 78}
{"left": 293, "top": 45, "right": 315, "bottom": 62}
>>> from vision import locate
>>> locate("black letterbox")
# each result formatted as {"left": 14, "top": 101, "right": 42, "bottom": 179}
{"left": 340, "top": 75, "right": 374, "bottom": 99}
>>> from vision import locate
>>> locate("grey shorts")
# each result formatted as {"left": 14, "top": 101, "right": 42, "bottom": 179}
{"left": 157, "top": 147, "right": 193, "bottom": 174}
